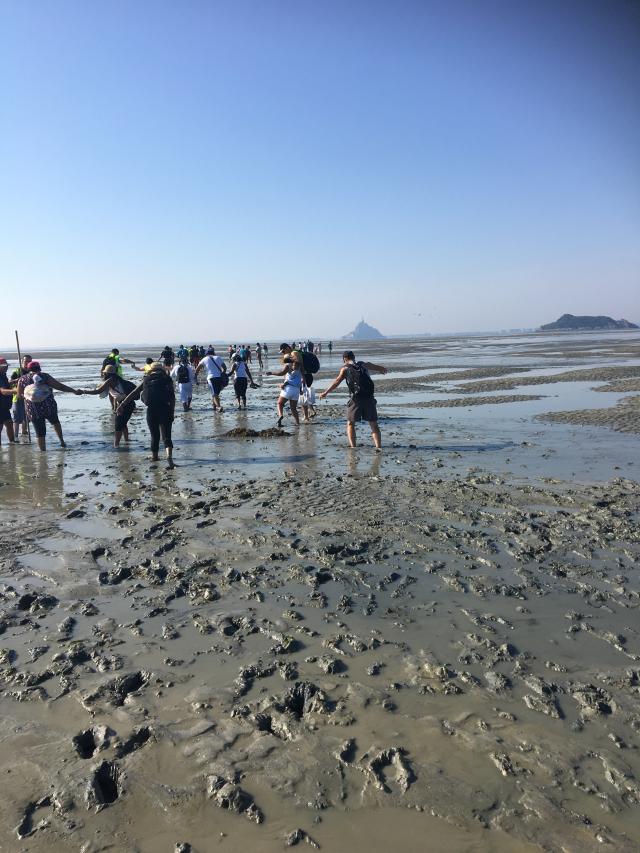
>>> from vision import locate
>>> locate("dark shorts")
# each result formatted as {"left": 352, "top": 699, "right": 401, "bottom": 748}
{"left": 208, "top": 376, "right": 223, "bottom": 396}
{"left": 31, "top": 413, "right": 61, "bottom": 438}
{"left": 0, "top": 401, "right": 11, "bottom": 423}
{"left": 114, "top": 404, "right": 134, "bottom": 433}
{"left": 234, "top": 377, "right": 248, "bottom": 397}
{"left": 346, "top": 396, "right": 378, "bottom": 423}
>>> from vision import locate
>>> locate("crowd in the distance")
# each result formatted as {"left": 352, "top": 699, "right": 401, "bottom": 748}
{"left": 0, "top": 337, "right": 386, "bottom": 466}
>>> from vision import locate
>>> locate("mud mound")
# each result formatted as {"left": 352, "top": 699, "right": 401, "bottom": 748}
{"left": 223, "top": 427, "right": 290, "bottom": 438}
{"left": 388, "top": 394, "right": 544, "bottom": 408}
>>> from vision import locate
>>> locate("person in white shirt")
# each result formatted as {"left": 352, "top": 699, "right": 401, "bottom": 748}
{"left": 195, "top": 348, "right": 227, "bottom": 412}
{"left": 170, "top": 359, "right": 196, "bottom": 411}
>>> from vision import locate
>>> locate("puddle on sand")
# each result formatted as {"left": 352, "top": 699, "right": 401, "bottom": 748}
{"left": 59, "top": 517, "right": 124, "bottom": 540}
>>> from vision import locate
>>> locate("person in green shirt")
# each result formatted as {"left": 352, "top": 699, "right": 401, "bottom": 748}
{"left": 102, "top": 348, "right": 136, "bottom": 378}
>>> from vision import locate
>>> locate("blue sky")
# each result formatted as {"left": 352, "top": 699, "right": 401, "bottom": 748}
{"left": 2, "top": 0, "right": 639, "bottom": 347}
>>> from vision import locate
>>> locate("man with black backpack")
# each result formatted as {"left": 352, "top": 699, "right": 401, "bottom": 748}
{"left": 102, "top": 348, "right": 136, "bottom": 378}
{"left": 116, "top": 362, "right": 176, "bottom": 467}
{"left": 279, "top": 342, "right": 320, "bottom": 422}
{"left": 171, "top": 358, "right": 196, "bottom": 411}
{"left": 319, "top": 350, "right": 387, "bottom": 449}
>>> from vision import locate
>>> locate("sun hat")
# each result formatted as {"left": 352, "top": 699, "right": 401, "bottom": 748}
{"left": 0, "top": 358, "right": 7, "bottom": 366}
{"left": 148, "top": 361, "right": 164, "bottom": 372}
{"left": 102, "top": 364, "right": 117, "bottom": 375}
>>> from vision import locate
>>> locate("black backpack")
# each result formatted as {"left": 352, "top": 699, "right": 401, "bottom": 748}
{"left": 177, "top": 364, "right": 190, "bottom": 384}
{"left": 345, "top": 362, "right": 375, "bottom": 398}
{"left": 141, "top": 371, "right": 174, "bottom": 408}
{"left": 300, "top": 351, "right": 320, "bottom": 374}
{"left": 102, "top": 355, "right": 117, "bottom": 371}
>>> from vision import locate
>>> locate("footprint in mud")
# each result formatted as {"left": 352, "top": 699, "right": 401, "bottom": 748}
{"left": 72, "top": 725, "right": 114, "bottom": 759}
{"left": 114, "top": 725, "right": 153, "bottom": 758}
{"left": 85, "top": 760, "right": 123, "bottom": 810}
{"left": 15, "top": 796, "right": 53, "bottom": 840}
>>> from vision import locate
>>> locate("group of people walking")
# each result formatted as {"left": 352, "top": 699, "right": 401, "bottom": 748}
{"left": 0, "top": 341, "right": 386, "bottom": 464}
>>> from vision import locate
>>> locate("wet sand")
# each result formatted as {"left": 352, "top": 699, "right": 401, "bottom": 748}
{"left": 1, "top": 330, "right": 639, "bottom": 852}
{"left": 540, "top": 393, "right": 640, "bottom": 434}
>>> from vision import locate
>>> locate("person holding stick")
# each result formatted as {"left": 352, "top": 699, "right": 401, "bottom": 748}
{"left": 10, "top": 355, "right": 32, "bottom": 439}
{"left": 12, "top": 332, "right": 31, "bottom": 440}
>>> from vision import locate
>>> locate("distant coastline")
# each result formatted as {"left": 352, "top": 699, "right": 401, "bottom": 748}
{"left": 3, "top": 326, "right": 640, "bottom": 353}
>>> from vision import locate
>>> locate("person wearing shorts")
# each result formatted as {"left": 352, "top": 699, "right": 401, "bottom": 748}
{"left": 267, "top": 356, "right": 304, "bottom": 426}
{"left": 170, "top": 359, "right": 196, "bottom": 411}
{"left": 196, "top": 349, "right": 227, "bottom": 412}
{"left": 319, "top": 350, "right": 387, "bottom": 449}
{"left": 10, "top": 354, "right": 31, "bottom": 437}
{"left": 79, "top": 364, "right": 137, "bottom": 446}
{"left": 229, "top": 354, "right": 256, "bottom": 409}
{"left": 0, "top": 358, "right": 16, "bottom": 445}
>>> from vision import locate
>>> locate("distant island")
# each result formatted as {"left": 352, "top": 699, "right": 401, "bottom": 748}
{"left": 342, "top": 320, "right": 386, "bottom": 340}
{"left": 540, "top": 314, "right": 638, "bottom": 331}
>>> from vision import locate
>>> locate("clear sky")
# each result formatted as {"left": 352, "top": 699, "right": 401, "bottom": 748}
{"left": 2, "top": 0, "right": 639, "bottom": 347}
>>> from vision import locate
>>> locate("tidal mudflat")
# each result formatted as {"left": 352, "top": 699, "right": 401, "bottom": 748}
{"left": 1, "top": 331, "right": 639, "bottom": 852}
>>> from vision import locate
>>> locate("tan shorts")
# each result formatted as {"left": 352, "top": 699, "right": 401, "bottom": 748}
{"left": 347, "top": 396, "right": 378, "bottom": 423}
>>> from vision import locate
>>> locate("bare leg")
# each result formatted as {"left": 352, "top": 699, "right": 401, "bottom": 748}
{"left": 346, "top": 422, "right": 357, "bottom": 448}
{"left": 52, "top": 422, "right": 66, "bottom": 448}
{"left": 369, "top": 421, "right": 382, "bottom": 449}
{"left": 0, "top": 421, "right": 14, "bottom": 445}
{"left": 289, "top": 400, "right": 300, "bottom": 425}
{"left": 114, "top": 430, "right": 123, "bottom": 447}
{"left": 277, "top": 397, "right": 285, "bottom": 427}
{"left": 123, "top": 425, "right": 130, "bottom": 442}
{"left": 37, "top": 435, "right": 46, "bottom": 451}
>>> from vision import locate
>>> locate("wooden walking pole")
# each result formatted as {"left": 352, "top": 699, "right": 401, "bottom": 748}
{"left": 14, "top": 330, "right": 31, "bottom": 442}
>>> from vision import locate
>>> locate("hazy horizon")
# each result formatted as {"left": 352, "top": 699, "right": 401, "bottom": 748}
{"left": 4, "top": 323, "right": 640, "bottom": 357}
{"left": 2, "top": 1, "right": 639, "bottom": 347}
